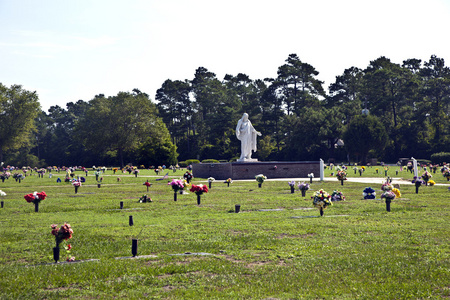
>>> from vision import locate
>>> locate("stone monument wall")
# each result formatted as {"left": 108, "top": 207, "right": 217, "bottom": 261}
{"left": 192, "top": 161, "right": 320, "bottom": 180}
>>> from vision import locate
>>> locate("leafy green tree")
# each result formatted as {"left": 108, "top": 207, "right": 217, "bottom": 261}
{"left": 76, "top": 91, "right": 163, "bottom": 167}
{"left": 0, "top": 84, "right": 40, "bottom": 163}
{"left": 343, "top": 114, "right": 388, "bottom": 164}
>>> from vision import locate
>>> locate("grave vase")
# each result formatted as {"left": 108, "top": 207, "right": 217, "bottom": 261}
{"left": 301, "top": 190, "right": 306, "bottom": 197}
{"left": 209, "top": 182, "right": 212, "bottom": 189}
{"left": 290, "top": 186, "right": 295, "bottom": 194}
{"left": 98, "top": 184, "right": 101, "bottom": 188}
{"left": 132, "top": 239, "right": 138, "bottom": 257}
{"left": 74, "top": 186, "right": 79, "bottom": 194}
{"left": 197, "top": 194, "right": 201, "bottom": 205}
{"left": 415, "top": 186, "right": 419, "bottom": 194}
{"left": 34, "top": 202, "right": 39, "bottom": 212}
{"left": 235, "top": 204, "right": 240, "bottom": 213}
{"left": 319, "top": 207, "right": 324, "bottom": 217}
{"left": 227, "top": 182, "right": 230, "bottom": 187}
{"left": 258, "top": 183, "right": 262, "bottom": 188}
{"left": 1, "top": 201, "right": 3, "bottom": 208}
{"left": 340, "top": 180, "right": 344, "bottom": 186}
{"left": 385, "top": 199, "right": 391, "bottom": 212}
{"left": 53, "top": 247, "right": 60, "bottom": 263}
{"left": 174, "top": 192, "right": 177, "bottom": 201}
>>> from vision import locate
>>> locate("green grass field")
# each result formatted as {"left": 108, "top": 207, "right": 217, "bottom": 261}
{"left": 0, "top": 167, "right": 449, "bottom": 299}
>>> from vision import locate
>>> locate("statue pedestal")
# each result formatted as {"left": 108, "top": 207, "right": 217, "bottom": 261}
{"left": 236, "top": 158, "right": 258, "bottom": 162}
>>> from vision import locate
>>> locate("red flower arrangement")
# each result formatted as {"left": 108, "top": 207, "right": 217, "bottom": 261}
{"left": 51, "top": 223, "right": 73, "bottom": 246}
{"left": 143, "top": 181, "right": 152, "bottom": 187}
{"left": 24, "top": 191, "right": 47, "bottom": 204}
{"left": 189, "top": 184, "right": 208, "bottom": 196}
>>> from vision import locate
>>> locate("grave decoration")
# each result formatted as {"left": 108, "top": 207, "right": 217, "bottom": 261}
{"left": 288, "top": 181, "right": 296, "bottom": 193}
{"left": 381, "top": 190, "right": 396, "bottom": 212}
{"left": 51, "top": 223, "right": 74, "bottom": 263}
{"left": 138, "top": 194, "right": 152, "bottom": 203}
{"left": 154, "top": 168, "right": 160, "bottom": 175}
{"left": 133, "top": 168, "right": 139, "bottom": 177}
{"left": 312, "top": 189, "right": 332, "bottom": 216}
{"left": 442, "top": 166, "right": 450, "bottom": 181}
{"left": 331, "top": 190, "right": 345, "bottom": 201}
{"left": 168, "top": 179, "right": 185, "bottom": 201}
{"left": 411, "top": 176, "right": 425, "bottom": 194}
{"left": 255, "top": 174, "right": 267, "bottom": 188}
{"left": 308, "top": 173, "right": 314, "bottom": 183}
{"left": 113, "top": 167, "right": 118, "bottom": 174}
{"left": 384, "top": 166, "right": 389, "bottom": 176}
{"left": 97, "top": 177, "right": 103, "bottom": 188}
{"left": 24, "top": 191, "right": 47, "bottom": 212}
{"left": 143, "top": 180, "right": 152, "bottom": 192}
{"left": 13, "top": 173, "right": 24, "bottom": 183}
{"left": 298, "top": 182, "right": 310, "bottom": 197}
{"left": 363, "top": 187, "right": 376, "bottom": 199}
{"left": 428, "top": 179, "right": 436, "bottom": 186}
{"left": 1, "top": 190, "right": 6, "bottom": 208}
{"left": 224, "top": 178, "right": 233, "bottom": 187}
{"left": 183, "top": 171, "right": 193, "bottom": 184}
{"left": 94, "top": 170, "right": 101, "bottom": 181}
{"left": 0, "top": 172, "right": 10, "bottom": 182}
{"left": 72, "top": 179, "right": 82, "bottom": 194}
{"left": 421, "top": 171, "right": 432, "bottom": 186}
{"left": 336, "top": 170, "right": 347, "bottom": 185}
{"left": 207, "top": 177, "right": 215, "bottom": 189}
{"left": 190, "top": 184, "right": 208, "bottom": 205}
{"left": 353, "top": 166, "right": 358, "bottom": 174}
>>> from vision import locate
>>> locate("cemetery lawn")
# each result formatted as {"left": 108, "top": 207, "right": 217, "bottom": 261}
{"left": 0, "top": 168, "right": 449, "bottom": 299}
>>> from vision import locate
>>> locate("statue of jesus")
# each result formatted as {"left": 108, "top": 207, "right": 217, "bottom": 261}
{"left": 236, "top": 113, "right": 262, "bottom": 161}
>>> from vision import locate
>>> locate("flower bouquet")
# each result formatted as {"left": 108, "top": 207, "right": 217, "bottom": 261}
{"left": 312, "top": 189, "right": 332, "bottom": 216}
{"left": 353, "top": 166, "right": 358, "bottom": 174}
{"left": 183, "top": 171, "right": 193, "bottom": 184}
{"left": 224, "top": 178, "right": 233, "bottom": 187}
{"left": 1, "top": 190, "right": 6, "bottom": 208}
{"left": 143, "top": 180, "right": 152, "bottom": 192}
{"left": 412, "top": 176, "right": 425, "bottom": 194}
{"left": 428, "top": 179, "right": 436, "bottom": 186}
{"left": 207, "top": 177, "right": 215, "bottom": 189}
{"left": 443, "top": 168, "right": 450, "bottom": 181}
{"left": 139, "top": 194, "right": 152, "bottom": 203}
{"left": 133, "top": 168, "right": 139, "bottom": 177}
{"left": 331, "top": 190, "right": 345, "bottom": 201}
{"left": 288, "top": 181, "right": 296, "bottom": 193}
{"left": 13, "top": 173, "right": 24, "bottom": 183}
{"left": 421, "top": 171, "right": 432, "bottom": 186}
{"left": 336, "top": 170, "right": 347, "bottom": 185}
{"left": 190, "top": 184, "right": 208, "bottom": 205}
{"left": 298, "top": 182, "right": 310, "bottom": 197}
{"left": 381, "top": 190, "right": 396, "bottom": 212}
{"left": 113, "top": 167, "right": 118, "bottom": 174}
{"left": 24, "top": 191, "right": 47, "bottom": 212}
{"left": 0, "top": 172, "right": 10, "bottom": 182}
{"left": 51, "top": 223, "right": 74, "bottom": 262}
{"left": 72, "top": 179, "right": 81, "bottom": 193}
{"left": 168, "top": 179, "right": 185, "bottom": 201}
{"left": 255, "top": 174, "right": 267, "bottom": 188}
{"left": 381, "top": 181, "right": 393, "bottom": 191}
{"left": 363, "top": 187, "right": 376, "bottom": 199}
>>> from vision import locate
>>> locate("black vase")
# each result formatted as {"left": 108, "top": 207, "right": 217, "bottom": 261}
{"left": 197, "top": 194, "right": 201, "bottom": 205}
{"left": 291, "top": 187, "right": 294, "bottom": 193}
{"left": 120, "top": 201, "right": 124, "bottom": 209}
{"left": 340, "top": 180, "right": 344, "bottom": 186}
{"left": 174, "top": 192, "right": 177, "bottom": 201}
{"left": 209, "top": 182, "right": 212, "bottom": 189}
{"left": 75, "top": 186, "right": 78, "bottom": 194}
{"left": 129, "top": 215, "right": 134, "bottom": 226}
{"left": 320, "top": 207, "right": 324, "bottom": 216}
{"left": 132, "top": 239, "right": 138, "bottom": 257}
{"left": 235, "top": 204, "right": 240, "bottom": 213}
{"left": 98, "top": 184, "right": 101, "bottom": 188}
{"left": 227, "top": 182, "right": 230, "bottom": 187}
{"left": 53, "top": 247, "right": 60, "bottom": 263}
{"left": 258, "top": 183, "right": 262, "bottom": 188}
{"left": 415, "top": 186, "right": 419, "bottom": 194}
{"left": 386, "top": 200, "right": 391, "bottom": 212}
{"left": 34, "top": 202, "right": 39, "bottom": 212}
{"left": 301, "top": 190, "right": 306, "bottom": 197}
{"left": 1, "top": 201, "right": 3, "bottom": 208}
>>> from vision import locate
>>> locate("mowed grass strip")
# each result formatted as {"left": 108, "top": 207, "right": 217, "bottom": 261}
{"left": 0, "top": 168, "right": 449, "bottom": 299}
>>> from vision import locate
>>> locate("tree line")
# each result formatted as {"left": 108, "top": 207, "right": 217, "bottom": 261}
{"left": 1, "top": 54, "right": 449, "bottom": 167}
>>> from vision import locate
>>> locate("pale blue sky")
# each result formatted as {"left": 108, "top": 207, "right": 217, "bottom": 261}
{"left": 1, "top": 0, "right": 449, "bottom": 111}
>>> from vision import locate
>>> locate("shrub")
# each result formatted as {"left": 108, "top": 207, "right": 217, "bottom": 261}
{"left": 185, "top": 159, "right": 200, "bottom": 165}
{"left": 202, "top": 159, "right": 220, "bottom": 164}
{"left": 431, "top": 152, "right": 450, "bottom": 164}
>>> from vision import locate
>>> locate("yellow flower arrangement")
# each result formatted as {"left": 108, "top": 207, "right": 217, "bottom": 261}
{"left": 392, "top": 188, "right": 401, "bottom": 198}
{"left": 428, "top": 180, "right": 436, "bottom": 186}
{"left": 361, "top": 166, "right": 366, "bottom": 170}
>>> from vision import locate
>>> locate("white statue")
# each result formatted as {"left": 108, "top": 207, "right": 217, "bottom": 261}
{"left": 236, "top": 113, "right": 262, "bottom": 161}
